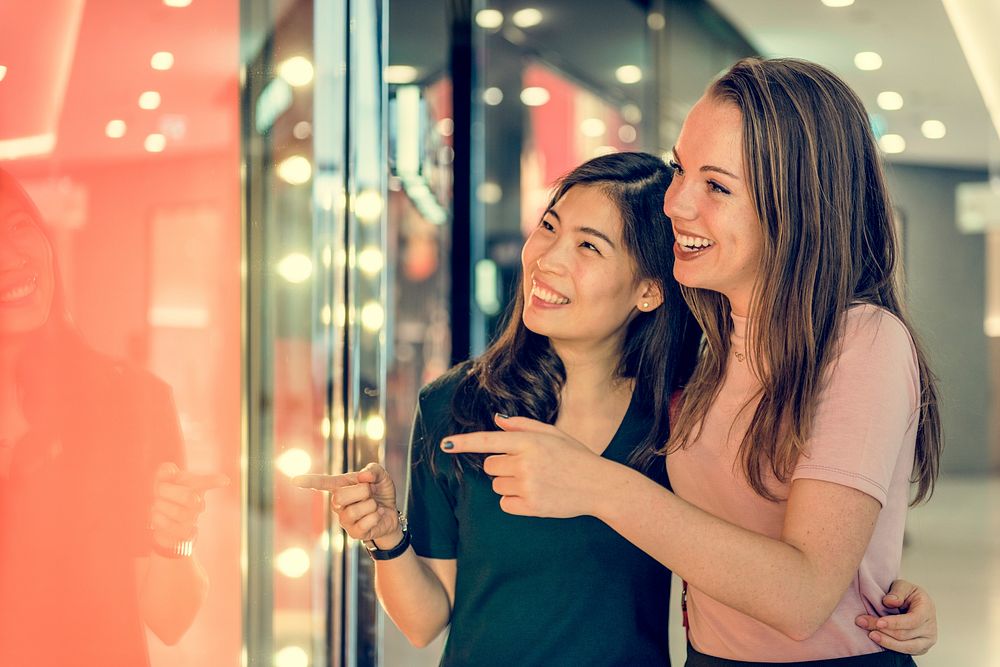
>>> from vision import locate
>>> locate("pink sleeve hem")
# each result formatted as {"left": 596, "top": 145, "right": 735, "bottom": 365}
{"left": 792, "top": 464, "right": 888, "bottom": 507}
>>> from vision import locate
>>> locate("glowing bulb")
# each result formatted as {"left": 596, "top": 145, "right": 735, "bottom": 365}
{"left": 622, "top": 104, "right": 642, "bottom": 124}
{"left": 615, "top": 65, "right": 642, "bottom": 84}
{"left": 358, "top": 246, "right": 384, "bottom": 275}
{"left": 278, "top": 56, "right": 314, "bottom": 87}
{"left": 163, "top": 0, "right": 191, "bottom": 6}
{"left": 360, "top": 302, "right": 385, "bottom": 331}
{"left": 364, "top": 415, "right": 386, "bottom": 441}
{"left": 483, "top": 87, "right": 503, "bottom": 105}
{"left": 475, "top": 9, "right": 503, "bottom": 29}
{"left": 321, "top": 304, "right": 332, "bottom": 325}
{"left": 580, "top": 118, "right": 606, "bottom": 138}
{"left": 276, "top": 448, "right": 312, "bottom": 477}
{"left": 512, "top": 8, "right": 543, "bottom": 28}
{"left": 277, "top": 253, "right": 313, "bottom": 283}
{"left": 275, "top": 547, "right": 311, "bottom": 578}
{"left": 878, "top": 134, "right": 906, "bottom": 153}
{"left": 144, "top": 134, "right": 166, "bottom": 152}
{"left": 821, "top": 0, "right": 854, "bottom": 6}
{"left": 151, "top": 52, "right": 174, "bottom": 71}
{"left": 274, "top": 646, "right": 309, "bottom": 667}
{"left": 385, "top": 65, "right": 418, "bottom": 84}
{"left": 520, "top": 87, "right": 550, "bottom": 107}
{"left": 477, "top": 182, "right": 502, "bottom": 204}
{"left": 854, "top": 52, "right": 882, "bottom": 71}
{"left": 921, "top": 120, "right": 947, "bottom": 139}
{"left": 105, "top": 120, "right": 127, "bottom": 139}
{"left": 321, "top": 417, "right": 332, "bottom": 439}
{"left": 139, "top": 91, "right": 161, "bottom": 110}
{"left": 647, "top": 12, "right": 665, "bottom": 30}
{"left": 436, "top": 118, "right": 454, "bottom": 137}
{"left": 353, "top": 189, "right": 384, "bottom": 222}
{"left": 277, "top": 155, "right": 312, "bottom": 185}
{"left": 0, "top": 65, "right": 10, "bottom": 82}
{"left": 618, "top": 125, "right": 637, "bottom": 143}
{"left": 876, "top": 91, "right": 903, "bottom": 111}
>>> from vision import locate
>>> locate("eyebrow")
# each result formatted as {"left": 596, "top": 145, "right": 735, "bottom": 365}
{"left": 542, "top": 208, "right": 617, "bottom": 249}
{"left": 672, "top": 146, "right": 741, "bottom": 180}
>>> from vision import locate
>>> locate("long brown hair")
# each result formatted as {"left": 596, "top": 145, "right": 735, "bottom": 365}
{"left": 444, "top": 152, "right": 701, "bottom": 477}
{"left": 667, "top": 58, "right": 942, "bottom": 505}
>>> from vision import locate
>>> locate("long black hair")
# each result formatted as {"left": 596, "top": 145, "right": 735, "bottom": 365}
{"left": 446, "top": 152, "right": 700, "bottom": 475}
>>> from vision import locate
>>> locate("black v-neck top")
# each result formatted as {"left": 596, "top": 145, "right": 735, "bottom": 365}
{"left": 406, "top": 365, "right": 672, "bottom": 667}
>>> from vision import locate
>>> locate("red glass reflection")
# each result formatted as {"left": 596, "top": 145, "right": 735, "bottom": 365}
{"left": 0, "top": 0, "right": 241, "bottom": 664}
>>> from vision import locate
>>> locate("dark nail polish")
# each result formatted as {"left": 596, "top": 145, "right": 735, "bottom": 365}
{"left": 495, "top": 413, "right": 510, "bottom": 420}
{"left": 442, "top": 441, "right": 454, "bottom": 450}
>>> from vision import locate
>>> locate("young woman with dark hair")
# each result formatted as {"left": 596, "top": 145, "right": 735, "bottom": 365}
{"left": 297, "top": 150, "right": 936, "bottom": 665}
{"left": 442, "top": 58, "right": 941, "bottom": 665}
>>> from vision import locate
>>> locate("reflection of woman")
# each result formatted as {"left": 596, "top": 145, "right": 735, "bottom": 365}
{"left": 0, "top": 170, "right": 226, "bottom": 665}
{"left": 443, "top": 59, "right": 941, "bottom": 664}
{"left": 297, "top": 153, "right": 935, "bottom": 665}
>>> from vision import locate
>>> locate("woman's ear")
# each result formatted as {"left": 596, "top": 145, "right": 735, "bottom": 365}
{"left": 637, "top": 280, "right": 664, "bottom": 312}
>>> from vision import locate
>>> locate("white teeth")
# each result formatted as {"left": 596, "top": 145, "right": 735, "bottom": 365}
{"left": 0, "top": 278, "right": 37, "bottom": 304}
{"left": 677, "top": 233, "right": 715, "bottom": 250}
{"left": 531, "top": 282, "right": 570, "bottom": 305}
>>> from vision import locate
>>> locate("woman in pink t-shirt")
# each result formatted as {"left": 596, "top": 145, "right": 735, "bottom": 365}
{"left": 443, "top": 57, "right": 941, "bottom": 665}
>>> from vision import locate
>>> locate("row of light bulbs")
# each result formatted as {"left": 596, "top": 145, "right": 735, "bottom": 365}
{"left": 824, "top": 2, "right": 947, "bottom": 155}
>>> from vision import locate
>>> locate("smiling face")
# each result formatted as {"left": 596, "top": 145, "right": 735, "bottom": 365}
{"left": 0, "top": 180, "right": 56, "bottom": 338}
{"left": 520, "top": 184, "right": 660, "bottom": 349}
{"left": 663, "top": 94, "right": 763, "bottom": 315}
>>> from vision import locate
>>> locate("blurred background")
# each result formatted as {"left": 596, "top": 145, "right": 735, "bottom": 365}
{"left": 0, "top": 0, "right": 996, "bottom": 665}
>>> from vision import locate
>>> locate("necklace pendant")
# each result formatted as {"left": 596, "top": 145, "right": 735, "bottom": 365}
{"left": 735, "top": 351, "right": 746, "bottom": 362}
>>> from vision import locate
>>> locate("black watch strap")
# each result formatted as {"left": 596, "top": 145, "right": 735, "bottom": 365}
{"left": 364, "top": 511, "right": 410, "bottom": 561}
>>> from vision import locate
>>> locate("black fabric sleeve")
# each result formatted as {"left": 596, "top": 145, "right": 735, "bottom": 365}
{"left": 404, "top": 393, "right": 459, "bottom": 559}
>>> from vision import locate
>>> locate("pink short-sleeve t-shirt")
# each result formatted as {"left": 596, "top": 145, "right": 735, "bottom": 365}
{"left": 667, "top": 304, "right": 920, "bottom": 661}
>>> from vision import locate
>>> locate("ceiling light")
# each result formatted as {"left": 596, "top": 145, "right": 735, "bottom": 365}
{"left": 878, "top": 134, "right": 906, "bottom": 153}
{"left": 512, "top": 8, "right": 543, "bottom": 28}
{"left": 520, "top": 86, "right": 550, "bottom": 106}
{"left": 144, "top": 134, "right": 166, "bottom": 153}
{"left": 278, "top": 56, "right": 314, "bottom": 87}
{"left": 647, "top": 13, "right": 666, "bottom": 30}
{"left": 483, "top": 87, "right": 504, "bottom": 105}
{"left": 358, "top": 246, "right": 384, "bottom": 275}
{"left": 854, "top": 52, "right": 883, "bottom": 71}
{"left": 385, "top": 65, "right": 418, "bottom": 84}
{"left": 139, "top": 91, "right": 161, "bottom": 110}
{"left": 105, "top": 120, "right": 127, "bottom": 139}
{"left": 876, "top": 91, "right": 904, "bottom": 111}
{"left": 151, "top": 52, "right": 174, "bottom": 71}
{"left": 361, "top": 302, "right": 385, "bottom": 332}
{"left": 580, "top": 118, "right": 606, "bottom": 138}
{"left": 622, "top": 104, "right": 642, "bottom": 124}
{"left": 0, "top": 65, "right": 7, "bottom": 82}
{"left": 821, "top": 0, "right": 855, "bottom": 6}
{"left": 921, "top": 120, "right": 947, "bottom": 139}
{"left": 163, "top": 0, "right": 191, "bottom": 6}
{"left": 475, "top": 9, "right": 504, "bottom": 29}
{"left": 615, "top": 65, "right": 643, "bottom": 84}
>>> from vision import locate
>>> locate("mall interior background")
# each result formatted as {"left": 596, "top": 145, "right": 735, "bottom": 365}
{"left": 0, "top": 0, "right": 997, "bottom": 665}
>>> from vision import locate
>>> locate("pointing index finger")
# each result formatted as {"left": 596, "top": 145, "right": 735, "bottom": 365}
{"left": 441, "top": 431, "right": 520, "bottom": 455}
{"left": 292, "top": 473, "right": 362, "bottom": 491}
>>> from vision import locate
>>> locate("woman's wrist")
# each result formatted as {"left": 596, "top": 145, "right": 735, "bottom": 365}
{"left": 589, "top": 460, "right": 644, "bottom": 523}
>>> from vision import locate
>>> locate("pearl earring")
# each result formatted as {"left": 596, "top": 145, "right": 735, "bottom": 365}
{"left": 642, "top": 302, "right": 649, "bottom": 309}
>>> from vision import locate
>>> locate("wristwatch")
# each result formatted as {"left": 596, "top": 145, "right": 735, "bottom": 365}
{"left": 363, "top": 511, "right": 410, "bottom": 560}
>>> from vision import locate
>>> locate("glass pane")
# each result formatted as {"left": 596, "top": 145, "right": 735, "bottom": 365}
{"left": 0, "top": 1, "right": 242, "bottom": 665}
